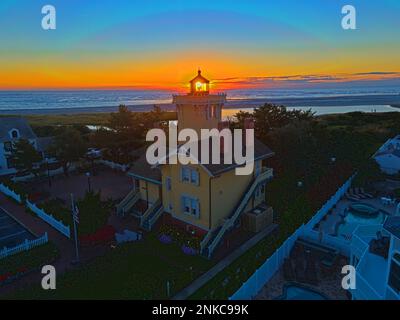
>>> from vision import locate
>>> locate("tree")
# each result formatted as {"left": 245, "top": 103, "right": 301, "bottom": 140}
{"left": 10, "top": 139, "right": 42, "bottom": 175}
{"left": 353, "top": 158, "right": 383, "bottom": 187}
{"left": 50, "top": 128, "right": 87, "bottom": 176}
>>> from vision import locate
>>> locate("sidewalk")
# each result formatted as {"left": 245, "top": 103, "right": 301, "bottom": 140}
{"left": 172, "top": 223, "right": 278, "bottom": 300}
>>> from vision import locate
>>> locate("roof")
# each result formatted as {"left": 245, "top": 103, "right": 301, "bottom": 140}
{"left": 154, "top": 137, "right": 274, "bottom": 176}
{"left": 200, "top": 137, "right": 274, "bottom": 175}
{"left": 383, "top": 216, "right": 400, "bottom": 240}
{"left": 375, "top": 149, "right": 400, "bottom": 159}
{"left": 128, "top": 152, "right": 162, "bottom": 184}
{"left": 189, "top": 70, "right": 210, "bottom": 84}
{"left": 0, "top": 117, "right": 37, "bottom": 142}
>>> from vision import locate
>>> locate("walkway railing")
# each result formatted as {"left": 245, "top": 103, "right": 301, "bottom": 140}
{"left": 0, "top": 183, "right": 22, "bottom": 203}
{"left": 0, "top": 232, "right": 48, "bottom": 260}
{"left": 26, "top": 200, "right": 71, "bottom": 239}
{"left": 203, "top": 167, "right": 273, "bottom": 258}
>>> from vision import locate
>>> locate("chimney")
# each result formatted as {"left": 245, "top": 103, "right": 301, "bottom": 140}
{"left": 218, "top": 121, "right": 230, "bottom": 154}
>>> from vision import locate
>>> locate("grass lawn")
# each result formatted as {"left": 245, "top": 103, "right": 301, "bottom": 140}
{"left": 0, "top": 112, "right": 178, "bottom": 127}
{"left": 8, "top": 233, "right": 213, "bottom": 299}
{"left": 1, "top": 243, "right": 59, "bottom": 276}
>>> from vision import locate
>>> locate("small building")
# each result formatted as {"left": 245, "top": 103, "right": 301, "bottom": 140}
{"left": 118, "top": 70, "right": 275, "bottom": 258}
{"left": 0, "top": 117, "right": 52, "bottom": 176}
{"left": 374, "top": 135, "right": 400, "bottom": 175}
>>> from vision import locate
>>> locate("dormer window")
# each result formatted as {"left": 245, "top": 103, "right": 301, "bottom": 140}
{"left": 9, "top": 129, "right": 20, "bottom": 139}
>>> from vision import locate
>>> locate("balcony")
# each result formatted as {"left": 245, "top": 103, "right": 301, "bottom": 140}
{"left": 351, "top": 225, "right": 390, "bottom": 300}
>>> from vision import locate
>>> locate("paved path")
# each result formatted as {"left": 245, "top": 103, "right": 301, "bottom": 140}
{"left": 172, "top": 223, "right": 278, "bottom": 300}
{"left": 0, "top": 194, "right": 110, "bottom": 297}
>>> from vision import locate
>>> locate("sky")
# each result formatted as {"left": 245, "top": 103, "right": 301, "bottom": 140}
{"left": 0, "top": 0, "right": 399, "bottom": 90}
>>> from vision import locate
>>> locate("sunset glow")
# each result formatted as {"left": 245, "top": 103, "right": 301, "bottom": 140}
{"left": 0, "top": 0, "right": 399, "bottom": 90}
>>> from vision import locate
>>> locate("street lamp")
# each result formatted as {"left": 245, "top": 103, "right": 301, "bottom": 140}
{"left": 86, "top": 171, "right": 91, "bottom": 192}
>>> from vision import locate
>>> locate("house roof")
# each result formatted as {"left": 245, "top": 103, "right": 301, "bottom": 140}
{"left": 200, "top": 138, "right": 274, "bottom": 176}
{"left": 0, "top": 117, "right": 37, "bottom": 142}
{"left": 383, "top": 216, "right": 400, "bottom": 240}
{"left": 131, "top": 137, "right": 274, "bottom": 179}
{"left": 375, "top": 149, "right": 400, "bottom": 159}
{"left": 128, "top": 151, "right": 162, "bottom": 184}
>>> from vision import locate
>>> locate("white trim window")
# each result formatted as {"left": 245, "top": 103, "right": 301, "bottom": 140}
{"left": 181, "top": 195, "right": 200, "bottom": 218}
{"left": 181, "top": 167, "right": 200, "bottom": 185}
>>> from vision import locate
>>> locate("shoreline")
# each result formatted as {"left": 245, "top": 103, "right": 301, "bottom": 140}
{"left": 1, "top": 94, "right": 400, "bottom": 115}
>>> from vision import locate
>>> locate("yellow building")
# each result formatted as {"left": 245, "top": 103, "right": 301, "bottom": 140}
{"left": 118, "top": 71, "right": 274, "bottom": 258}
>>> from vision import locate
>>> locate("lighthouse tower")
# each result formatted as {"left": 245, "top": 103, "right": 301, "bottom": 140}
{"left": 173, "top": 70, "right": 226, "bottom": 135}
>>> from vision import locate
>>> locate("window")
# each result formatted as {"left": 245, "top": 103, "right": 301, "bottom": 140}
{"left": 191, "top": 170, "right": 199, "bottom": 185}
{"left": 181, "top": 195, "right": 200, "bottom": 217}
{"left": 181, "top": 167, "right": 199, "bottom": 185}
{"left": 166, "top": 177, "right": 172, "bottom": 191}
{"left": 181, "top": 167, "right": 190, "bottom": 182}
{"left": 10, "top": 129, "right": 19, "bottom": 139}
{"left": 4, "top": 141, "right": 12, "bottom": 152}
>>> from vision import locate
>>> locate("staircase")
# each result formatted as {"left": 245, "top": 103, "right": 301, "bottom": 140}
{"left": 116, "top": 189, "right": 140, "bottom": 216}
{"left": 141, "top": 199, "right": 164, "bottom": 231}
{"left": 201, "top": 167, "right": 273, "bottom": 258}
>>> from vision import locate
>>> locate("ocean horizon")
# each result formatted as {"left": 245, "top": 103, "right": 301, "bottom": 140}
{"left": 1, "top": 87, "right": 399, "bottom": 115}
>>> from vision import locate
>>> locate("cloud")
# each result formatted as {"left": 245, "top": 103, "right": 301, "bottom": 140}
{"left": 213, "top": 72, "right": 400, "bottom": 89}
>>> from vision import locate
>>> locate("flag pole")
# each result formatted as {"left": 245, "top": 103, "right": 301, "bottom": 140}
{"left": 71, "top": 193, "right": 80, "bottom": 264}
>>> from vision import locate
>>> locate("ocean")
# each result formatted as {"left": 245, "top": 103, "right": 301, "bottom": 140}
{"left": 0, "top": 87, "right": 399, "bottom": 115}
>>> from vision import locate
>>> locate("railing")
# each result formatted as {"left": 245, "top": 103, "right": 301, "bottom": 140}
{"left": 116, "top": 189, "right": 138, "bottom": 215}
{"left": 97, "top": 159, "right": 128, "bottom": 172}
{"left": 0, "top": 183, "right": 22, "bottom": 203}
{"left": 140, "top": 199, "right": 161, "bottom": 227}
{"left": 145, "top": 205, "right": 164, "bottom": 230}
{"left": 205, "top": 167, "right": 273, "bottom": 258}
{"left": 26, "top": 200, "right": 71, "bottom": 238}
{"left": 0, "top": 232, "right": 48, "bottom": 260}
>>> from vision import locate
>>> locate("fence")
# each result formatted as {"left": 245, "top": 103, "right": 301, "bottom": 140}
{"left": 0, "top": 232, "right": 48, "bottom": 260}
{"left": 229, "top": 225, "right": 305, "bottom": 300}
{"left": 26, "top": 200, "right": 71, "bottom": 239}
{"left": 229, "top": 175, "right": 355, "bottom": 300}
{"left": 97, "top": 159, "right": 128, "bottom": 172}
{"left": 0, "top": 183, "right": 22, "bottom": 203}
{"left": 305, "top": 175, "right": 355, "bottom": 231}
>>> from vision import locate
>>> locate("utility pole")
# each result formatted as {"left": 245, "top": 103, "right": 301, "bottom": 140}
{"left": 71, "top": 193, "right": 80, "bottom": 265}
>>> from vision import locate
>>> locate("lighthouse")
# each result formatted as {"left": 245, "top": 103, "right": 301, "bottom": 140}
{"left": 173, "top": 70, "right": 227, "bottom": 135}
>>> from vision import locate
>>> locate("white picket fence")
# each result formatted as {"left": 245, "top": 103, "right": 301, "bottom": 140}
{"left": 26, "top": 200, "right": 71, "bottom": 239}
{"left": 229, "top": 175, "right": 354, "bottom": 300}
{"left": 305, "top": 174, "right": 355, "bottom": 231}
{"left": 0, "top": 183, "right": 22, "bottom": 203}
{"left": 0, "top": 232, "right": 48, "bottom": 260}
{"left": 97, "top": 159, "right": 128, "bottom": 172}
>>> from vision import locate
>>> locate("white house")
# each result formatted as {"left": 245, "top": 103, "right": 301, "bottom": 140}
{"left": 0, "top": 117, "right": 43, "bottom": 176}
{"left": 374, "top": 135, "right": 400, "bottom": 175}
{"left": 350, "top": 215, "right": 400, "bottom": 300}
